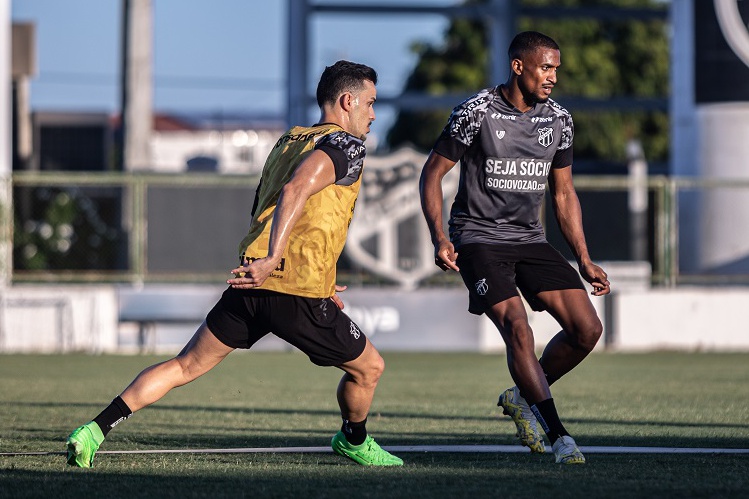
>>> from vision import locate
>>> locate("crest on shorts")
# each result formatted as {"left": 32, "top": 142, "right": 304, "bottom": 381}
{"left": 349, "top": 321, "right": 361, "bottom": 339}
{"left": 346, "top": 147, "right": 459, "bottom": 290}
{"left": 537, "top": 127, "right": 553, "bottom": 148}
{"left": 475, "top": 278, "right": 488, "bottom": 296}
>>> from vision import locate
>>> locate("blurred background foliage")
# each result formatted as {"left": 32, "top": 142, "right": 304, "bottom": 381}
{"left": 386, "top": 0, "right": 669, "bottom": 168}
{"left": 13, "top": 187, "right": 124, "bottom": 271}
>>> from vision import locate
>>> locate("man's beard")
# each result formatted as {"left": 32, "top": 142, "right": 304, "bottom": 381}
{"left": 524, "top": 91, "right": 548, "bottom": 106}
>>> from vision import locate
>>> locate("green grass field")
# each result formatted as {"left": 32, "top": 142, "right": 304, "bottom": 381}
{"left": 1, "top": 351, "right": 748, "bottom": 498}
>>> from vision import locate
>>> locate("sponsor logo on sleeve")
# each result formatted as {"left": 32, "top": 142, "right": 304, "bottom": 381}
{"left": 349, "top": 321, "right": 361, "bottom": 339}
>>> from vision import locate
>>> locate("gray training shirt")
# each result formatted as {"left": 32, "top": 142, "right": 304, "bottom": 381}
{"left": 433, "top": 85, "right": 574, "bottom": 247}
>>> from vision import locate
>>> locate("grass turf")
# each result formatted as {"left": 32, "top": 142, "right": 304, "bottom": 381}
{"left": 0, "top": 351, "right": 747, "bottom": 498}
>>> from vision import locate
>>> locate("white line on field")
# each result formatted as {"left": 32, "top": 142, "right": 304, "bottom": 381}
{"left": 3, "top": 444, "right": 749, "bottom": 457}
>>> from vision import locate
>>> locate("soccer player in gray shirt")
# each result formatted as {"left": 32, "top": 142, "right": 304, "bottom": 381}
{"left": 420, "top": 31, "right": 610, "bottom": 464}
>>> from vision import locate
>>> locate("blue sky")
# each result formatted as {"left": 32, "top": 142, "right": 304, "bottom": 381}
{"left": 11, "top": 0, "right": 454, "bottom": 138}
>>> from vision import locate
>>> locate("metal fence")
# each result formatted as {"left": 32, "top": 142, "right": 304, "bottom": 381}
{"left": 6, "top": 171, "right": 749, "bottom": 287}
{"left": 10, "top": 171, "right": 260, "bottom": 284}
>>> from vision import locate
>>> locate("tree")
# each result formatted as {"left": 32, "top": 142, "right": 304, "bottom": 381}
{"left": 13, "top": 187, "right": 124, "bottom": 271}
{"left": 387, "top": 0, "right": 669, "bottom": 167}
{"left": 386, "top": 8, "right": 488, "bottom": 152}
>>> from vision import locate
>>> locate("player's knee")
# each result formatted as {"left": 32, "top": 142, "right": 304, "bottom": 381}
{"left": 174, "top": 354, "right": 207, "bottom": 382}
{"left": 504, "top": 320, "right": 535, "bottom": 353}
{"left": 366, "top": 353, "right": 385, "bottom": 384}
{"left": 346, "top": 349, "right": 385, "bottom": 388}
{"left": 357, "top": 352, "right": 385, "bottom": 389}
{"left": 576, "top": 317, "right": 603, "bottom": 352}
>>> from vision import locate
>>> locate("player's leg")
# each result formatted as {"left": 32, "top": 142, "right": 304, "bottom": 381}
{"left": 119, "top": 322, "right": 234, "bottom": 411}
{"left": 454, "top": 244, "right": 548, "bottom": 454}
{"left": 331, "top": 338, "right": 402, "bottom": 466}
{"left": 488, "top": 297, "right": 549, "bottom": 453}
{"left": 487, "top": 297, "right": 549, "bottom": 403}
{"left": 523, "top": 289, "right": 597, "bottom": 462}
{"left": 336, "top": 338, "right": 383, "bottom": 424}
{"left": 268, "top": 295, "right": 402, "bottom": 466}
{"left": 504, "top": 244, "right": 592, "bottom": 463}
{"left": 116, "top": 286, "right": 267, "bottom": 415}
{"left": 536, "top": 288, "right": 603, "bottom": 385}
{"left": 66, "top": 322, "right": 234, "bottom": 467}
{"left": 488, "top": 297, "right": 584, "bottom": 463}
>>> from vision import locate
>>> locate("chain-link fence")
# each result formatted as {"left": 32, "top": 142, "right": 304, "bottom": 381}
{"left": 6, "top": 171, "right": 749, "bottom": 286}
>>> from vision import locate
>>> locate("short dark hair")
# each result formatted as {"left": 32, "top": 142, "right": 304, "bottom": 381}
{"left": 508, "top": 31, "right": 560, "bottom": 60}
{"left": 316, "top": 60, "right": 378, "bottom": 108}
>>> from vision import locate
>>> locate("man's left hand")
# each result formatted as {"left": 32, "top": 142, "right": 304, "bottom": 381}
{"left": 580, "top": 262, "right": 611, "bottom": 296}
{"left": 331, "top": 284, "right": 347, "bottom": 310}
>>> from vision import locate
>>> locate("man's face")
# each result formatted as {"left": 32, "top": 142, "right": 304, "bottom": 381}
{"left": 517, "top": 47, "right": 560, "bottom": 105}
{"left": 347, "top": 79, "right": 377, "bottom": 140}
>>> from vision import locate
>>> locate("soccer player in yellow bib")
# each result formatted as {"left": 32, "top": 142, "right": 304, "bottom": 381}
{"left": 66, "top": 61, "right": 403, "bottom": 468}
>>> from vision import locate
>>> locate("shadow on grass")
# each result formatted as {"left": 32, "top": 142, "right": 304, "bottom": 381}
{"left": 6, "top": 401, "right": 749, "bottom": 455}
{"left": 12, "top": 400, "right": 749, "bottom": 430}
{"left": 0, "top": 465, "right": 404, "bottom": 499}
{"left": 7, "top": 428, "right": 749, "bottom": 457}
{"left": 1, "top": 452, "right": 748, "bottom": 499}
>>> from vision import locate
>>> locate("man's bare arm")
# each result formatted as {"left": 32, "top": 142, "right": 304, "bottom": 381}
{"left": 228, "top": 150, "right": 337, "bottom": 288}
{"left": 419, "top": 151, "right": 459, "bottom": 272}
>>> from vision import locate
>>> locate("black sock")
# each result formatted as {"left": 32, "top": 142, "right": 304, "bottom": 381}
{"left": 93, "top": 396, "right": 133, "bottom": 437}
{"left": 530, "top": 398, "right": 569, "bottom": 445}
{"left": 341, "top": 418, "right": 367, "bottom": 446}
{"left": 543, "top": 370, "right": 559, "bottom": 387}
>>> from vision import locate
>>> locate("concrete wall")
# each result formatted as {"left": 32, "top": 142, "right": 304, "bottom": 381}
{"left": 1, "top": 278, "right": 747, "bottom": 354}
{"left": 0, "top": 285, "right": 118, "bottom": 352}
{"left": 612, "top": 287, "right": 749, "bottom": 351}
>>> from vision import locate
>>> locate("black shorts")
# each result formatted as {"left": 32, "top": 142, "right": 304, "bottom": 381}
{"left": 456, "top": 242, "right": 585, "bottom": 314}
{"left": 206, "top": 287, "right": 367, "bottom": 366}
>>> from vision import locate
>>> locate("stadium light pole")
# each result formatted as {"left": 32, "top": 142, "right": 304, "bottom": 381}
{"left": 0, "top": 0, "right": 11, "bottom": 285}
{"left": 119, "top": 0, "right": 153, "bottom": 172}
{"left": 285, "top": 0, "right": 518, "bottom": 129}
{"left": 487, "top": 0, "right": 515, "bottom": 89}
{"left": 287, "top": 0, "right": 310, "bottom": 129}
{"left": 285, "top": 1, "right": 667, "bottom": 129}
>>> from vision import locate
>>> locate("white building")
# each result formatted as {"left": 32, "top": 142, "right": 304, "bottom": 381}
{"left": 149, "top": 113, "right": 285, "bottom": 174}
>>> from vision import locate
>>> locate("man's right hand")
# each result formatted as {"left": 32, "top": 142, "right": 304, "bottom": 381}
{"left": 434, "top": 240, "right": 460, "bottom": 272}
{"left": 227, "top": 257, "right": 280, "bottom": 289}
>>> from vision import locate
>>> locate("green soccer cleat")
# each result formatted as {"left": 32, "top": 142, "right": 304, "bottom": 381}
{"left": 66, "top": 421, "right": 105, "bottom": 468}
{"left": 497, "top": 386, "right": 546, "bottom": 453}
{"left": 331, "top": 431, "right": 403, "bottom": 466}
{"left": 552, "top": 435, "right": 586, "bottom": 464}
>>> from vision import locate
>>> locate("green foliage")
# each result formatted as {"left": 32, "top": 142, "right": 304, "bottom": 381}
{"left": 386, "top": 12, "right": 488, "bottom": 151}
{"left": 387, "top": 0, "right": 670, "bottom": 165}
{"left": 13, "top": 187, "right": 124, "bottom": 271}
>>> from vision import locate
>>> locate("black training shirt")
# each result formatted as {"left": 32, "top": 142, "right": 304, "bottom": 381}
{"left": 433, "top": 85, "right": 574, "bottom": 246}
